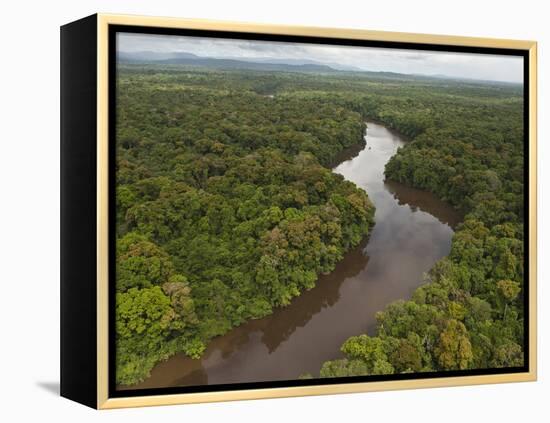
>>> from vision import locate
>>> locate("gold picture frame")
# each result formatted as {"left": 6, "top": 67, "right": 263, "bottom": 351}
{"left": 60, "top": 13, "right": 537, "bottom": 409}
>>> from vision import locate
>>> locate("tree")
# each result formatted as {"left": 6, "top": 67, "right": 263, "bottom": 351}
{"left": 496, "top": 279, "right": 521, "bottom": 319}
{"left": 116, "top": 286, "right": 180, "bottom": 385}
{"left": 435, "top": 319, "right": 473, "bottom": 370}
{"left": 116, "top": 232, "right": 174, "bottom": 292}
{"left": 115, "top": 64, "right": 525, "bottom": 385}
{"left": 162, "top": 275, "right": 199, "bottom": 330}
{"left": 490, "top": 342, "right": 523, "bottom": 368}
{"left": 390, "top": 338, "right": 423, "bottom": 373}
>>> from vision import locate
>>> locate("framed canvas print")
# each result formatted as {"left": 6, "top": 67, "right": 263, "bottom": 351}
{"left": 60, "top": 13, "right": 537, "bottom": 409}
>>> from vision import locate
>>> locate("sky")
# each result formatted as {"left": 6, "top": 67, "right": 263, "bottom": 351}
{"left": 118, "top": 32, "right": 523, "bottom": 83}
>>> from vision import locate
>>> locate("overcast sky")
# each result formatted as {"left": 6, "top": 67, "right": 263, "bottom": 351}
{"left": 118, "top": 33, "right": 523, "bottom": 83}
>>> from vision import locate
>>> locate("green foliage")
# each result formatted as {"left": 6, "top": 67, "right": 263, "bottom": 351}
{"left": 116, "top": 286, "right": 182, "bottom": 384}
{"left": 497, "top": 279, "right": 521, "bottom": 302}
{"left": 435, "top": 319, "right": 474, "bottom": 370}
{"left": 316, "top": 68, "right": 524, "bottom": 378}
{"left": 340, "top": 335, "right": 395, "bottom": 375}
{"left": 114, "top": 64, "right": 524, "bottom": 383}
{"left": 116, "top": 232, "right": 174, "bottom": 291}
{"left": 114, "top": 66, "right": 376, "bottom": 385}
{"left": 320, "top": 359, "right": 371, "bottom": 378}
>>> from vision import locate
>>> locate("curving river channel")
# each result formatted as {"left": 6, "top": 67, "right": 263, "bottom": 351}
{"left": 123, "top": 121, "right": 461, "bottom": 390}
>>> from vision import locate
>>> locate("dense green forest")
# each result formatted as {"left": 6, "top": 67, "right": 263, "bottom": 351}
{"left": 312, "top": 79, "right": 525, "bottom": 377}
{"left": 115, "top": 66, "right": 376, "bottom": 385}
{"left": 115, "top": 64, "right": 524, "bottom": 385}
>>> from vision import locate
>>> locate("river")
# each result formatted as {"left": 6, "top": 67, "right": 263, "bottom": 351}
{"left": 122, "top": 121, "right": 461, "bottom": 390}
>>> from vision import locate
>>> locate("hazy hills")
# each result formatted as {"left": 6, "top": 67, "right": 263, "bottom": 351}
{"left": 118, "top": 51, "right": 338, "bottom": 72}
{"left": 118, "top": 51, "right": 521, "bottom": 86}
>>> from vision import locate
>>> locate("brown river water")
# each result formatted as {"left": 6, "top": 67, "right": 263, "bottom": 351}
{"left": 121, "top": 121, "right": 461, "bottom": 390}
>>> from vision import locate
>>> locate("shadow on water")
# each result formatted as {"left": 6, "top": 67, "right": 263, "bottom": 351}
{"left": 122, "top": 239, "right": 370, "bottom": 390}
{"left": 260, "top": 238, "right": 370, "bottom": 353}
{"left": 120, "top": 121, "right": 462, "bottom": 390}
{"left": 385, "top": 180, "right": 463, "bottom": 230}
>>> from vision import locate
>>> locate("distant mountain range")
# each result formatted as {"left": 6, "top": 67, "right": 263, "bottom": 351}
{"left": 226, "top": 56, "right": 363, "bottom": 72}
{"left": 118, "top": 51, "right": 340, "bottom": 73}
{"left": 117, "top": 51, "right": 521, "bottom": 85}
{"left": 118, "top": 51, "right": 370, "bottom": 72}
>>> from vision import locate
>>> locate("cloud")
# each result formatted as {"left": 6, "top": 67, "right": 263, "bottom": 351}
{"left": 117, "top": 32, "right": 523, "bottom": 83}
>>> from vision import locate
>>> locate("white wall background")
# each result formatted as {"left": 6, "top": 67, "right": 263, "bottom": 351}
{"left": 0, "top": 0, "right": 546, "bottom": 420}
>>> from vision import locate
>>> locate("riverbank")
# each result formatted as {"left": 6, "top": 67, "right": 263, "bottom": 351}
{"left": 120, "top": 121, "right": 460, "bottom": 390}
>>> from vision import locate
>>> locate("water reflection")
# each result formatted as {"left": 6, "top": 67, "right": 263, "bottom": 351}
{"left": 260, "top": 238, "right": 370, "bottom": 353}
{"left": 385, "top": 180, "right": 462, "bottom": 229}
{"left": 121, "top": 121, "right": 461, "bottom": 389}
